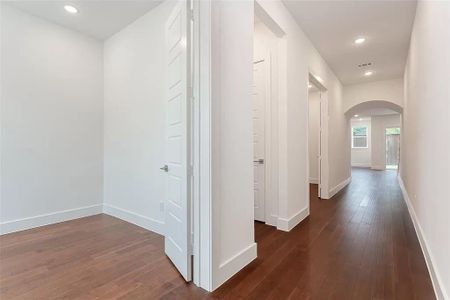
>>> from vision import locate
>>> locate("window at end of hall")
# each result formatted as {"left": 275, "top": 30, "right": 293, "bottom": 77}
{"left": 352, "top": 126, "right": 368, "bottom": 148}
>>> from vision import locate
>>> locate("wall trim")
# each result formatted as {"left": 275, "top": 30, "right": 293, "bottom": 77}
{"left": 103, "top": 203, "right": 165, "bottom": 236}
{"left": 351, "top": 163, "right": 371, "bottom": 168}
{"left": 371, "top": 165, "right": 385, "bottom": 171}
{"left": 213, "top": 242, "right": 257, "bottom": 290}
{"left": 277, "top": 206, "right": 309, "bottom": 232}
{"left": 309, "top": 177, "right": 319, "bottom": 184}
{"left": 325, "top": 177, "right": 351, "bottom": 199}
{"left": 0, "top": 204, "right": 103, "bottom": 235}
{"left": 398, "top": 176, "right": 447, "bottom": 300}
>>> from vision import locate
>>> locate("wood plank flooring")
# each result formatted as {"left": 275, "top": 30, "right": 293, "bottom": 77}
{"left": 0, "top": 168, "right": 435, "bottom": 299}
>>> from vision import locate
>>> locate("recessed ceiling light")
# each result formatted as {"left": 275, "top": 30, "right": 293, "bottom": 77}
{"left": 354, "top": 37, "right": 366, "bottom": 45}
{"left": 354, "top": 114, "right": 359, "bottom": 117}
{"left": 364, "top": 70, "right": 373, "bottom": 76}
{"left": 64, "top": 5, "right": 78, "bottom": 14}
{"left": 359, "top": 118, "right": 363, "bottom": 121}
{"left": 308, "top": 83, "right": 313, "bottom": 89}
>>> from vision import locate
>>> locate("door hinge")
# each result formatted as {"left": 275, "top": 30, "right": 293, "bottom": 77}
{"left": 189, "top": 9, "right": 194, "bottom": 21}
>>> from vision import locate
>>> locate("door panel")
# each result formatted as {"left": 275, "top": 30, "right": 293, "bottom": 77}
{"left": 164, "top": 1, "right": 191, "bottom": 281}
{"left": 253, "top": 60, "right": 266, "bottom": 222}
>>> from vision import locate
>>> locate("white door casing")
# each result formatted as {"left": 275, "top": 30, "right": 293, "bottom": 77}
{"left": 253, "top": 59, "right": 266, "bottom": 222}
{"left": 164, "top": 1, "right": 192, "bottom": 281}
{"left": 318, "top": 92, "right": 322, "bottom": 198}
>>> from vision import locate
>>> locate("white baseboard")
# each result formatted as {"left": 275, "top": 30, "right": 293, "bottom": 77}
{"left": 213, "top": 242, "right": 257, "bottom": 290}
{"left": 325, "top": 177, "right": 351, "bottom": 199}
{"left": 371, "top": 165, "right": 385, "bottom": 170}
{"left": 277, "top": 206, "right": 309, "bottom": 232}
{"left": 398, "top": 176, "right": 447, "bottom": 300}
{"left": 0, "top": 204, "right": 103, "bottom": 235}
{"left": 309, "top": 178, "right": 319, "bottom": 184}
{"left": 351, "top": 163, "right": 371, "bottom": 168}
{"left": 264, "top": 214, "right": 278, "bottom": 227}
{"left": 103, "top": 203, "right": 165, "bottom": 236}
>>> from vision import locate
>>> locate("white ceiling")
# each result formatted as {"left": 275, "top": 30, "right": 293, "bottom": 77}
{"left": 4, "top": 1, "right": 163, "bottom": 40}
{"left": 282, "top": 0, "right": 417, "bottom": 85}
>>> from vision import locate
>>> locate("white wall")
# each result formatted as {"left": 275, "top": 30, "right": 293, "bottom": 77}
{"left": 210, "top": 1, "right": 256, "bottom": 289}
{"left": 401, "top": 1, "right": 450, "bottom": 298}
{"left": 256, "top": 0, "right": 349, "bottom": 214}
{"left": 0, "top": 5, "right": 104, "bottom": 234}
{"left": 351, "top": 118, "right": 372, "bottom": 168}
{"left": 308, "top": 91, "right": 320, "bottom": 182}
{"left": 370, "top": 114, "right": 400, "bottom": 170}
{"left": 254, "top": 21, "right": 279, "bottom": 60}
{"left": 103, "top": 1, "right": 175, "bottom": 235}
{"left": 344, "top": 78, "right": 404, "bottom": 112}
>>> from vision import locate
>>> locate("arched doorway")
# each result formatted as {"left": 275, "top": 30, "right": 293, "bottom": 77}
{"left": 345, "top": 100, "right": 403, "bottom": 171}
{"left": 345, "top": 100, "right": 403, "bottom": 118}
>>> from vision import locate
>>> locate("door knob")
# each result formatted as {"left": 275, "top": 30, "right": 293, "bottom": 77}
{"left": 253, "top": 158, "right": 264, "bottom": 164}
{"left": 160, "top": 164, "right": 169, "bottom": 172}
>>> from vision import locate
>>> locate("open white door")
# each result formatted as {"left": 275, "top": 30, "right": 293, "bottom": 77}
{"left": 163, "top": 1, "right": 192, "bottom": 281}
{"left": 253, "top": 59, "right": 266, "bottom": 222}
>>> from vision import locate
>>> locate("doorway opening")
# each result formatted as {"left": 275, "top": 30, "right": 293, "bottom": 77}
{"left": 347, "top": 112, "right": 401, "bottom": 173}
{"left": 308, "top": 74, "right": 327, "bottom": 201}
{"left": 386, "top": 127, "right": 401, "bottom": 169}
{"left": 251, "top": 4, "right": 285, "bottom": 228}
{"left": 308, "top": 81, "right": 321, "bottom": 199}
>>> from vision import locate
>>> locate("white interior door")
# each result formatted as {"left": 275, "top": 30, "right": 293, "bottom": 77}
{"left": 163, "top": 1, "right": 191, "bottom": 281}
{"left": 253, "top": 60, "right": 266, "bottom": 222}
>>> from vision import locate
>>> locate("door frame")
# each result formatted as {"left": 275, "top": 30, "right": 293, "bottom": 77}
{"left": 191, "top": 0, "right": 212, "bottom": 291}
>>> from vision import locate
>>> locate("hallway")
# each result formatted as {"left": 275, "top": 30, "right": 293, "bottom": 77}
{"left": 211, "top": 168, "right": 435, "bottom": 299}
{"left": 1, "top": 0, "right": 448, "bottom": 297}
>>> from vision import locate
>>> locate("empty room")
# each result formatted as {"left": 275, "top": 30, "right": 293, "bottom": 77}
{"left": 1, "top": 1, "right": 199, "bottom": 298}
{"left": 1, "top": 0, "right": 449, "bottom": 299}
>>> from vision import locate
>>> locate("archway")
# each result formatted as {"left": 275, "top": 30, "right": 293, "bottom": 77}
{"left": 345, "top": 100, "right": 403, "bottom": 118}
{"left": 346, "top": 100, "right": 403, "bottom": 172}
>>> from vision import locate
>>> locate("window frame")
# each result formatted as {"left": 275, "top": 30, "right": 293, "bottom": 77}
{"left": 351, "top": 125, "right": 369, "bottom": 149}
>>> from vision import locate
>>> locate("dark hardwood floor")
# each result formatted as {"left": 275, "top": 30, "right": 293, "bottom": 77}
{"left": 0, "top": 168, "right": 435, "bottom": 299}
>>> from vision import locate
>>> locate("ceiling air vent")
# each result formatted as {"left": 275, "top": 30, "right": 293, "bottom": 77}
{"left": 358, "top": 62, "right": 372, "bottom": 68}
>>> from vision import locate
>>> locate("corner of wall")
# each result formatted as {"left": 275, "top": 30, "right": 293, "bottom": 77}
{"left": 212, "top": 243, "right": 257, "bottom": 291}
{"left": 323, "top": 176, "right": 351, "bottom": 200}
{"left": 102, "top": 203, "right": 165, "bottom": 236}
{"left": 277, "top": 206, "right": 309, "bottom": 231}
